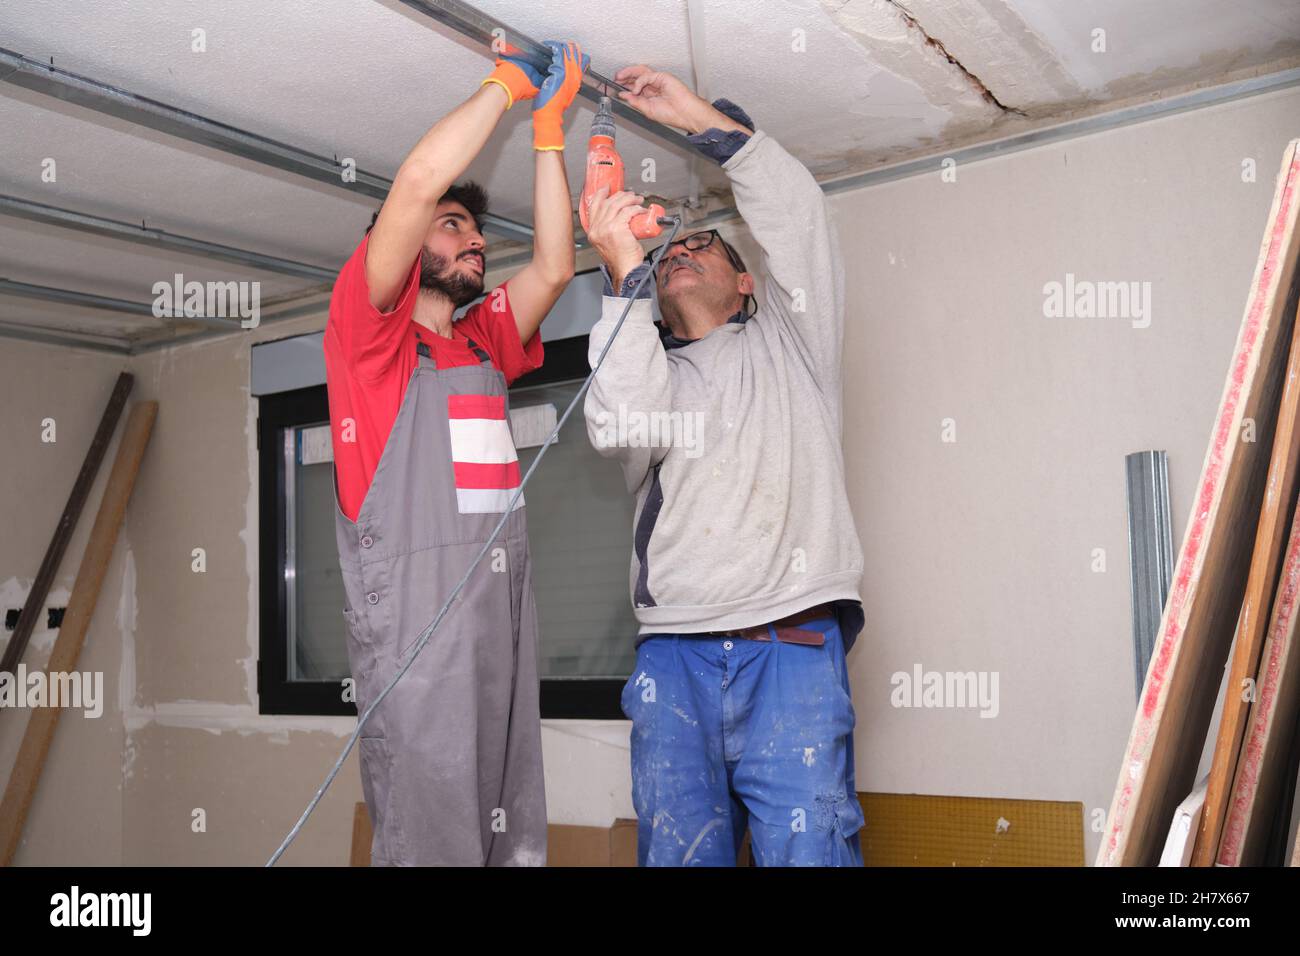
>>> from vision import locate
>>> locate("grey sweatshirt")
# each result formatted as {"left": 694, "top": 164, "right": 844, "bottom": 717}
{"left": 584, "top": 129, "right": 865, "bottom": 638}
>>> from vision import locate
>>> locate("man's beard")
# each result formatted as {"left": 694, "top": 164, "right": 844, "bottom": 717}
{"left": 419, "top": 249, "right": 484, "bottom": 307}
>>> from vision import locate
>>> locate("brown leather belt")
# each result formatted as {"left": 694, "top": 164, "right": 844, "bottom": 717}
{"left": 704, "top": 603, "right": 837, "bottom": 646}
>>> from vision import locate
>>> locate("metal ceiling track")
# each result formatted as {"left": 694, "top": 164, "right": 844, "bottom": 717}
{"left": 0, "top": 41, "right": 542, "bottom": 351}
{"left": 0, "top": 299, "right": 336, "bottom": 355}
{"left": 129, "top": 294, "right": 332, "bottom": 355}
{"left": 2, "top": 29, "right": 1297, "bottom": 354}
{"left": 0, "top": 194, "right": 336, "bottom": 282}
{"left": 395, "top": 0, "right": 696, "bottom": 155}
{"left": 0, "top": 46, "right": 535, "bottom": 242}
{"left": 687, "top": 66, "right": 1300, "bottom": 231}
{"left": 0, "top": 319, "right": 131, "bottom": 355}
{"left": 0, "top": 277, "right": 256, "bottom": 330}
{"left": 0, "top": 276, "right": 333, "bottom": 354}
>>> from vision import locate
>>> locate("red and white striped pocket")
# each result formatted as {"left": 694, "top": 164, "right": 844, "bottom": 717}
{"left": 447, "top": 394, "right": 524, "bottom": 513}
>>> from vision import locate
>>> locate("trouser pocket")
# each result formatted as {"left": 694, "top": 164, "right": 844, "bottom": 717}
{"left": 358, "top": 736, "right": 403, "bottom": 865}
{"left": 341, "top": 609, "right": 378, "bottom": 708}
{"left": 819, "top": 625, "right": 856, "bottom": 718}
{"left": 818, "top": 792, "right": 865, "bottom": 866}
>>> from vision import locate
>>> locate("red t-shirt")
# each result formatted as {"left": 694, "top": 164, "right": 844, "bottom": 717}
{"left": 323, "top": 235, "right": 543, "bottom": 522}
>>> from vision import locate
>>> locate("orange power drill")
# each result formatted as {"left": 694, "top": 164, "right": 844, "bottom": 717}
{"left": 579, "top": 96, "right": 665, "bottom": 240}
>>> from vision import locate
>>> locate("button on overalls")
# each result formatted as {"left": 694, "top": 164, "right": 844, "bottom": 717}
{"left": 333, "top": 334, "right": 547, "bottom": 866}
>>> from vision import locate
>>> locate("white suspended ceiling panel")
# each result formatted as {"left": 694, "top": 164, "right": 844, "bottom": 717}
{"left": 0, "top": 0, "right": 1297, "bottom": 349}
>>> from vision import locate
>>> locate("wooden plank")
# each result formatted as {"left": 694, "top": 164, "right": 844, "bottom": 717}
{"left": 349, "top": 802, "right": 372, "bottom": 866}
{"left": 1192, "top": 299, "right": 1300, "bottom": 865}
{"left": 1292, "top": 792, "right": 1300, "bottom": 866}
{"left": 1217, "top": 486, "right": 1300, "bottom": 864}
{"left": 0, "top": 372, "right": 133, "bottom": 680}
{"left": 0, "top": 401, "right": 157, "bottom": 866}
{"left": 547, "top": 824, "right": 616, "bottom": 866}
{"left": 1098, "top": 141, "right": 1300, "bottom": 866}
{"left": 1263, "top": 709, "right": 1300, "bottom": 864}
{"left": 609, "top": 818, "right": 638, "bottom": 867}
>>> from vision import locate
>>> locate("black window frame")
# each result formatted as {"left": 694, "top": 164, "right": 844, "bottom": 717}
{"left": 256, "top": 383, "right": 344, "bottom": 715}
{"left": 257, "top": 333, "right": 627, "bottom": 719}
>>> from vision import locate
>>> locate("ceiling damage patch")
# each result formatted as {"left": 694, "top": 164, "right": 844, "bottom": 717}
{"left": 883, "top": 0, "right": 1084, "bottom": 114}
{"left": 882, "top": 0, "right": 1025, "bottom": 114}
{"left": 819, "top": 0, "right": 1005, "bottom": 147}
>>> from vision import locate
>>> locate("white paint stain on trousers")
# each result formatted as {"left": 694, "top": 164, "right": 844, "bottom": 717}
{"left": 682, "top": 818, "right": 725, "bottom": 864}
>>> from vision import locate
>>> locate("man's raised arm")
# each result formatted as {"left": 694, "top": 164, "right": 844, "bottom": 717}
{"left": 615, "top": 66, "right": 845, "bottom": 389}
{"left": 500, "top": 41, "right": 588, "bottom": 346}
{"left": 582, "top": 186, "right": 676, "bottom": 493}
{"left": 365, "top": 49, "right": 544, "bottom": 313}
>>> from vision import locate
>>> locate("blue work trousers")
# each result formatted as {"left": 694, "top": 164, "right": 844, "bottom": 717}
{"left": 621, "top": 615, "right": 864, "bottom": 866}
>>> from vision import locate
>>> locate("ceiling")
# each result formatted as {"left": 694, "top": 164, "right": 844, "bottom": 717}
{"left": 1, "top": 0, "right": 1297, "bottom": 352}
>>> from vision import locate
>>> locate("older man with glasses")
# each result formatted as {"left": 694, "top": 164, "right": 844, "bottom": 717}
{"left": 582, "top": 65, "right": 866, "bottom": 867}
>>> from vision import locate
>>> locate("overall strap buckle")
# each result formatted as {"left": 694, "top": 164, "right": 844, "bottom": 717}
{"left": 463, "top": 336, "right": 492, "bottom": 365}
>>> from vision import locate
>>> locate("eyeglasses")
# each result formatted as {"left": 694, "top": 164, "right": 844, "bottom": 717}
{"left": 646, "top": 229, "right": 747, "bottom": 278}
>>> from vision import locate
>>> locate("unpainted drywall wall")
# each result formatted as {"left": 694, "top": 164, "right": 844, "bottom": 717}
{"left": 2, "top": 85, "right": 1298, "bottom": 864}
{"left": 830, "top": 85, "right": 1300, "bottom": 864}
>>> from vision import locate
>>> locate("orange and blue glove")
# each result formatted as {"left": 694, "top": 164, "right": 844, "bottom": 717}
{"left": 531, "top": 40, "right": 589, "bottom": 151}
{"left": 481, "top": 42, "right": 544, "bottom": 109}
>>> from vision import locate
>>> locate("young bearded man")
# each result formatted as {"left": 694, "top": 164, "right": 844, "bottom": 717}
{"left": 324, "top": 41, "right": 587, "bottom": 866}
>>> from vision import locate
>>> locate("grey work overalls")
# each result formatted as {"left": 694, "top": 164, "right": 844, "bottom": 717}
{"left": 333, "top": 331, "right": 547, "bottom": 866}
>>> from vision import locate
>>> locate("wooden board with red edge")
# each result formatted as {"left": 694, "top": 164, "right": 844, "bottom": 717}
{"left": 1097, "top": 140, "right": 1300, "bottom": 867}
{"left": 1292, "top": 808, "right": 1300, "bottom": 865}
{"left": 1192, "top": 298, "right": 1300, "bottom": 865}
{"left": 1218, "top": 486, "right": 1300, "bottom": 865}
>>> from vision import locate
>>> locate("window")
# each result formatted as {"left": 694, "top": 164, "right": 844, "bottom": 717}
{"left": 257, "top": 385, "right": 349, "bottom": 715}
{"left": 510, "top": 338, "right": 638, "bottom": 718}
{"left": 257, "top": 334, "right": 636, "bottom": 718}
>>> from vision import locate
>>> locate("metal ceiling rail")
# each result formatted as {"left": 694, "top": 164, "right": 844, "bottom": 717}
{"left": 685, "top": 66, "right": 1300, "bottom": 231}
{"left": 129, "top": 294, "right": 332, "bottom": 355}
{"left": 0, "top": 290, "right": 334, "bottom": 354}
{"left": 0, "top": 46, "right": 536, "bottom": 243}
{"left": 0, "top": 318, "right": 132, "bottom": 355}
{"left": 0, "top": 194, "right": 337, "bottom": 282}
{"left": 0, "top": 277, "right": 251, "bottom": 330}
{"left": 394, "top": 0, "right": 697, "bottom": 155}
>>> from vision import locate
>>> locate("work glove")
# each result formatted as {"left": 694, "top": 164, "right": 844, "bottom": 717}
{"left": 531, "top": 40, "right": 589, "bottom": 151}
{"left": 481, "top": 42, "right": 544, "bottom": 109}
